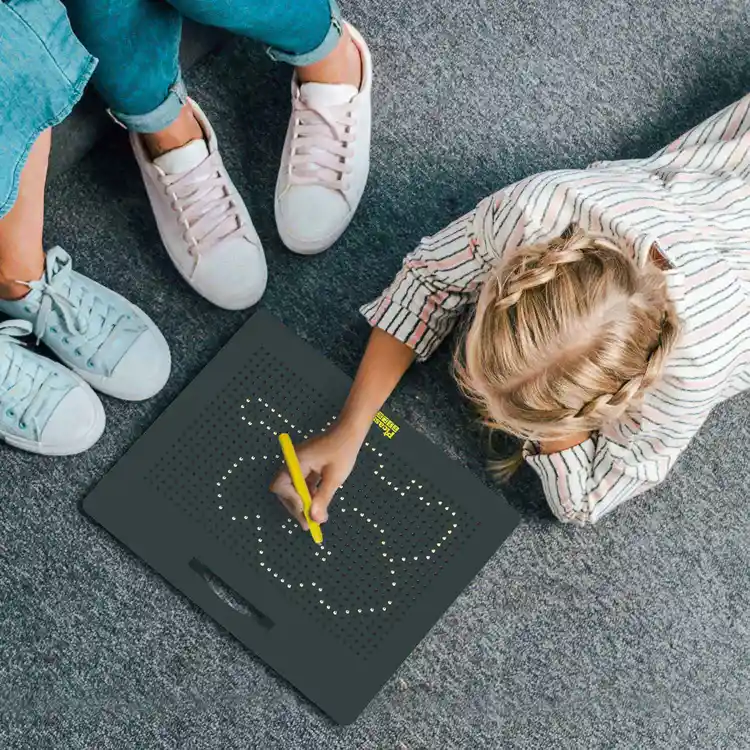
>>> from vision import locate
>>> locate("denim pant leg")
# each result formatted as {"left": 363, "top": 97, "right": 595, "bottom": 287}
{"left": 63, "top": 0, "right": 185, "bottom": 133}
{"left": 168, "top": 0, "right": 343, "bottom": 66}
{"left": 64, "top": 0, "right": 343, "bottom": 133}
{"left": 0, "top": 0, "right": 96, "bottom": 219}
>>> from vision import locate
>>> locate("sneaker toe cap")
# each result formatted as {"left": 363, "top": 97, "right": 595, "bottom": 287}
{"left": 193, "top": 237, "right": 268, "bottom": 310}
{"left": 108, "top": 328, "right": 172, "bottom": 401}
{"left": 41, "top": 385, "right": 105, "bottom": 453}
{"left": 276, "top": 186, "right": 351, "bottom": 254}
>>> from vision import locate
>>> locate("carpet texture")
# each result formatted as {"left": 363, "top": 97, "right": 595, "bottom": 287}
{"left": 3, "top": 1, "right": 750, "bottom": 748}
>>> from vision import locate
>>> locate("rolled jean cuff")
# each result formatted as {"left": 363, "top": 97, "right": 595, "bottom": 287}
{"left": 266, "top": 0, "right": 343, "bottom": 66}
{"left": 108, "top": 75, "right": 187, "bottom": 133}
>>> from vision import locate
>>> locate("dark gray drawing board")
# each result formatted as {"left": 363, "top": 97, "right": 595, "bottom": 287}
{"left": 83, "top": 310, "right": 519, "bottom": 724}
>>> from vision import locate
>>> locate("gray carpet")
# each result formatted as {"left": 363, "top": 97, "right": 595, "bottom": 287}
{"left": 3, "top": 1, "right": 750, "bottom": 748}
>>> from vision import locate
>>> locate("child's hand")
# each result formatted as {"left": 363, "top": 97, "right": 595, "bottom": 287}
{"left": 271, "top": 328, "right": 416, "bottom": 529}
{"left": 270, "top": 425, "right": 363, "bottom": 529}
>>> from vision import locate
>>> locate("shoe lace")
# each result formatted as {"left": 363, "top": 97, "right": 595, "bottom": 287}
{"left": 158, "top": 151, "right": 246, "bottom": 255}
{"left": 20, "top": 247, "right": 142, "bottom": 375}
{"left": 289, "top": 94, "right": 356, "bottom": 192}
{"left": 0, "top": 320, "right": 62, "bottom": 434}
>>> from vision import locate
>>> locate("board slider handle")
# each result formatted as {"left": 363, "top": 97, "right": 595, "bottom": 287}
{"left": 189, "top": 558, "right": 275, "bottom": 630}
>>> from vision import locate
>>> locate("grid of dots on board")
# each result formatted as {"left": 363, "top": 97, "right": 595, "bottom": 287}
{"left": 148, "top": 346, "right": 481, "bottom": 658}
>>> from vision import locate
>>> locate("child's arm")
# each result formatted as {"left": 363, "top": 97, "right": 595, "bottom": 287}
{"left": 337, "top": 328, "right": 417, "bottom": 441}
{"left": 272, "top": 191, "right": 523, "bottom": 524}
{"left": 270, "top": 328, "right": 415, "bottom": 526}
{"left": 360, "top": 192, "right": 524, "bottom": 362}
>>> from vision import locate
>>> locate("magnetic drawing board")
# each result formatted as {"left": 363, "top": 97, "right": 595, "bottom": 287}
{"left": 83, "top": 310, "right": 519, "bottom": 724}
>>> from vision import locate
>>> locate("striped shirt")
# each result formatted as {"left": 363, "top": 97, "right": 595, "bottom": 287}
{"left": 361, "top": 93, "right": 750, "bottom": 525}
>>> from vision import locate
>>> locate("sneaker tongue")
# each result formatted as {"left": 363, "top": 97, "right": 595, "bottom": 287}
{"left": 153, "top": 138, "right": 209, "bottom": 174}
{"left": 299, "top": 82, "right": 358, "bottom": 107}
{"left": 295, "top": 83, "right": 358, "bottom": 183}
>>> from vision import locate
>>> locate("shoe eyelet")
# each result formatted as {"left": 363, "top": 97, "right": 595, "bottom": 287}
{"left": 19, "top": 421, "right": 26, "bottom": 430}
{"left": 6, "top": 409, "right": 14, "bottom": 418}
{"left": 50, "top": 326, "right": 57, "bottom": 334}
{"left": 62, "top": 337, "right": 69, "bottom": 345}
{"left": 74, "top": 348, "right": 82, "bottom": 357}
{"left": 24, "top": 305, "right": 31, "bottom": 313}
{"left": 87, "top": 360, "right": 94, "bottom": 369}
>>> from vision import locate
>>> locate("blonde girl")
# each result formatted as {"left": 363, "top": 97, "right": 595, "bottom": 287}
{"left": 272, "top": 93, "right": 750, "bottom": 526}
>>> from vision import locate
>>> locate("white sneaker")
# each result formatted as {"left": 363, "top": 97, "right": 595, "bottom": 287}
{"left": 131, "top": 100, "right": 267, "bottom": 310}
{"left": 275, "top": 23, "right": 372, "bottom": 255}
{"left": 0, "top": 320, "right": 105, "bottom": 455}
{"left": 0, "top": 247, "right": 171, "bottom": 402}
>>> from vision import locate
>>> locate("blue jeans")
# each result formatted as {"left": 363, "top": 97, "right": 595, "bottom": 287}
{"left": 0, "top": 0, "right": 342, "bottom": 219}
{"left": 64, "top": 0, "right": 342, "bottom": 132}
{"left": 0, "top": 0, "right": 96, "bottom": 218}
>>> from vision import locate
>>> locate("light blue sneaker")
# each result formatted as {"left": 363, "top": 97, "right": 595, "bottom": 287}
{"left": 0, "top": 320, "right": 105, "bottom": 455}
{"left": 0, "top": 247, "right": 171, "bottom": 401}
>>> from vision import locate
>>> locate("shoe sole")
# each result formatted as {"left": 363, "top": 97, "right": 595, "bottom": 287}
{"left": 275, "top": 210, "right": 362, "bottom": 256}
{"left": 3, "top": 379, "right": 106, "bottom": 456}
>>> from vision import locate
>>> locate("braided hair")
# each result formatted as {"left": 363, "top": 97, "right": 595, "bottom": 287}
{"left": 454, "top": 226, "right": 681, "bottom": 464}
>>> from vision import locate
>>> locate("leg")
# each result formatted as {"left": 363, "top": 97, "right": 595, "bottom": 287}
{"left": 68, "top": 0, "right": 201, "bottom": 156}
{"left": 0, "top": 0, "right": 96, "bottom": 299}
{"left": 162, "top": 0, "right": 371, "bottom": 254}
{"left": 0, "top": 2, "right": 172, "bottom": 411}
{"left": 64, "top": 0, "right": 187, "bottom": 137}
{"left": 0, "top": 0, "right": 106, "bottom": 455}
{"left": 166, "top": 0, "right": 361, "bottom": 87}
{"left": 67, "top": 0, "right": 359, "bottom": 155}
{"left": 141, "top": 0, "right": 361, "bottom": 157}
{"left": 66, "top": 0, "right": 268, "bottom": 310}
{"left": 297, "top": 24, "right": 362, "bottom": 88}
{"left": 0, "top": 130, "right": 48, "bottom": 301}
{"left": 144, "top": 14, "right": 362, "bottom": 159}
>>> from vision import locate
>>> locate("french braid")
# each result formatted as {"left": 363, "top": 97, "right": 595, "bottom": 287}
{"left": 494, "top": 245, "right": 586, "bottom": 311}
{"left": 562, "top": 310, "right": 680, "bottom": 428}
{"left": 455, "top": 226, "right": 682, "bottom": 460}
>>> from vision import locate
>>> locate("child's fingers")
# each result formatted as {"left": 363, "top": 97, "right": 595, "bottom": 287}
{"left": 269, "top": 471, "right": 309, "bottom": 529}
{"left": 305, "top": 470, "right": 322, "bottom": 495}
{"left": 280, "top": 493, "right": 309, "bottom": 530}
{"left": 309, "top": 473, "right": 341, "bottom": 523}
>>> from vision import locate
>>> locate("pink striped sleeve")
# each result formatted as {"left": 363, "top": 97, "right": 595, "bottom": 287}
{"left": 360, "top": 193, "right": 520, "bottom": 361}
{"left": 523, "top": 436, "right": 654, "bottom": 526}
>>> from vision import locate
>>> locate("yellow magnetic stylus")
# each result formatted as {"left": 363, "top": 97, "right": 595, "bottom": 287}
{"left": 278, "top": 433, "right": 323, "bottom": 545}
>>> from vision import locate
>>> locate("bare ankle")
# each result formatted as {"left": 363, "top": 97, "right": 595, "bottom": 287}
{"left": 297, "top": 30, "right": 362, "bottom": 89}
{"left": 0, "top": 281, "right": 30, "bottom": 301}
{"left": 141, "top": 102, "right": 204, "bottom": 159}
{"left": 0, "top": 243, "right": 44, "bottom": 300}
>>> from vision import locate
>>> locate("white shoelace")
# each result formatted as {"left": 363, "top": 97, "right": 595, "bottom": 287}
{"left": 159, "top": 151, "right": 247, "bottom": 254}
{"left": 289, "top": 95, "right": 356, "bottom": 192}
{"left": 20, "top": 247, "right": 143, "bottom": 374}
{"left": 0, "top": 320, "right": 61, "bottom": 435}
